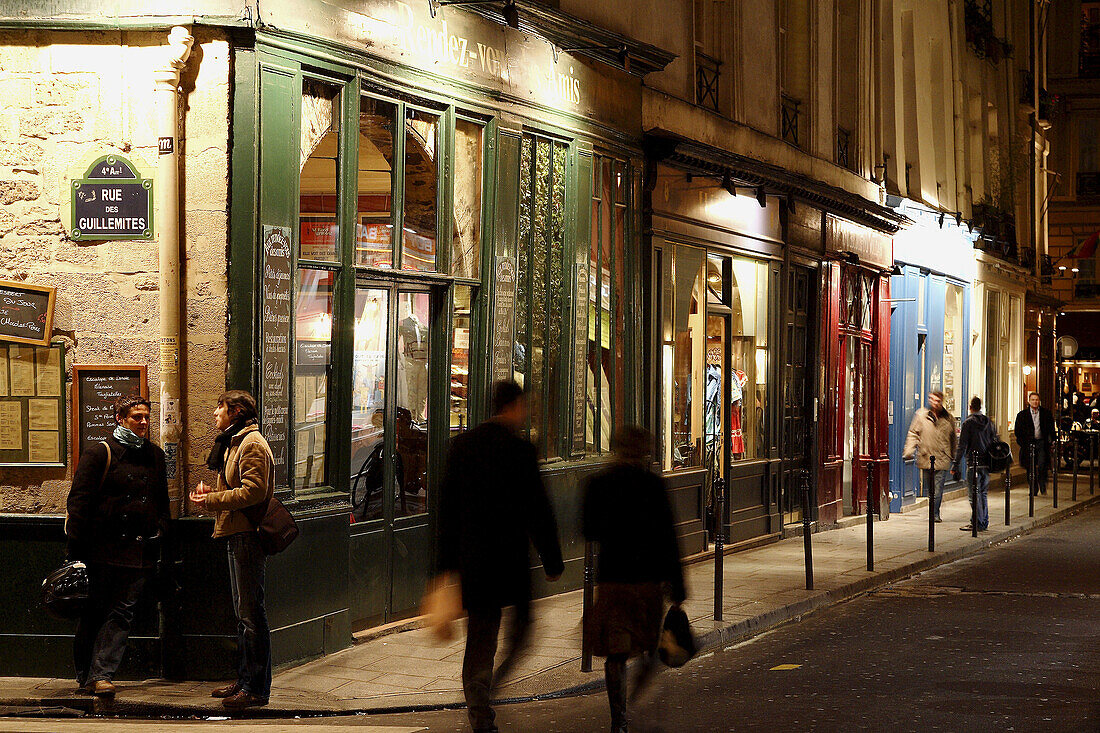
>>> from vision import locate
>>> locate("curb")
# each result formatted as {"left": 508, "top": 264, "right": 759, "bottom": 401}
{"left": 5, "top": 493, "right": 1097, "bottom": 720}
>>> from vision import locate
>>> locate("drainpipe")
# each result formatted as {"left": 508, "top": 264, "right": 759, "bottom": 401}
{"left": 947, "top": 0, "right": 969, "bottom": 216}
{"left": 153, "top": 26, "right": 194, "bottom": 518}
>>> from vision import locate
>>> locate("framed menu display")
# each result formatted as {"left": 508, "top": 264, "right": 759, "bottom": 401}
{"left": 0, "top": 342, "right": 66, "bottom": 467}
{"left": 71, "top": 365, "right": 148, "bottom": 467}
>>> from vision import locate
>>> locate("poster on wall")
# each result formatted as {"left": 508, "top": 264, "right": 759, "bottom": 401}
{"left": 0, "top": 280, "right": 55, "bottom": 347}
{"left": 0, "top": 343, "right": 66, "bottom": 467}
{"left": 71, "top": 365, "right": 147, "bottom": 467}
{"left": 261, "top": 224, "right": 292, "bottom": 490}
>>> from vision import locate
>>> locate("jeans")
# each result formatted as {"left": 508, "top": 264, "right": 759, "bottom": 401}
{"left": 1025, "top": 442, "right": 1050, "bottom": 495}
{"left": 922, "top": 468, "right": 949, "bottom": 520}
{"left": 968, "top": 468, "right": 990, "bottom": 530}
{"left": 227, "top": 532, "right": 270, "bottom": 699}
{"left": 74, "top": 564, "right": 149, "bottom": 686}
{"left": 462, "top": 602, "right": 532, "bottom": 732}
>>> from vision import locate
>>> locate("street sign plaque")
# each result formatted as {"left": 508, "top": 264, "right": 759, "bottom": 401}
{"left": 70, "top": 155, "right": 153, "bottom": 241}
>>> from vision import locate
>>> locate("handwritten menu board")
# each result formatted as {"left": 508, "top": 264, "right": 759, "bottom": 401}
{"left": 262, "top": 225, "right": 292, "bottom": 490}
{"left": 491, "top": 257, "right": 516, "bottom": 385}
{"left": 0, "top": 343, "right": 66, "bottom": 467}
{"left": 71, "top": 365, "right": 147, "bottom": 467}
{"left": 0, "top": 280, "right": 56, "bottom": 347}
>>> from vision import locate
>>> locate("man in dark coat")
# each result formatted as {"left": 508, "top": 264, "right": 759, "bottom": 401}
{"left": 1014, "top": 391, "right": 1056, "bottom": 496}
{"left": 438, "top": 381, "right": 564, "bottom": 733}
{"left": 65, "top": 396, "right": 169, "bottom": 697}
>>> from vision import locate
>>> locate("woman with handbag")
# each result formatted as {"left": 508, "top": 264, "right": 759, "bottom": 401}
{"left": 583, "top": 425, "right": 687, "bottom": 733}
{"left": 65, "top": 395, "right": 169, "bottom": 697}
{"left": 189, "top": 390, "right": 273, "bottom": 710}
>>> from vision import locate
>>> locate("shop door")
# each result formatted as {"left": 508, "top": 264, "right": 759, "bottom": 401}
{"left": 349, "top": 281, "right": 441, "bottom": 628}
{"left": 781, "top": 267, "right": 814, "bottom": 523}
{"left": 840, "top": 333, "right": 871, "bottom": 514}
{"left": 704, "top": 311, "right": 729, "bottom": 538}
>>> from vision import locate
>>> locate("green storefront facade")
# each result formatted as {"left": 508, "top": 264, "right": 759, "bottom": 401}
{"left": 0, "top": 2, "right": 674, "bottom": 679}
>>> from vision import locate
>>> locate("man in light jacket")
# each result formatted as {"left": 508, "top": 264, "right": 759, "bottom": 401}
{"left": 190, "top": 390, "right": 273, "bottom": 710}
{"left": 903, "top": 390, "right": 957, "bottom": 523}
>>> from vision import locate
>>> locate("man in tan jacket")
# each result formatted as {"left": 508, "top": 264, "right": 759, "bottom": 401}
{"left": 189, "top": 390, "right": 273, "bottom": 710}
{"left": 903, "top": 390, "right": 957, "bottom": 523}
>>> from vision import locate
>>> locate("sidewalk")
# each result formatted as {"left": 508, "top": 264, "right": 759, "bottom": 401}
{"left": 4, "top": 470, "right": 1097, "bottom": 718}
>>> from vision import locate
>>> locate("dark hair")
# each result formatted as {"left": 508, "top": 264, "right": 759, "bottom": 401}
{"left": 491, "top": 380, "right": 525, "bottom": 415}
{"left": 217, "top": 390, "right": 258, "bottom": 423}
{"left": 611, "top": 425, "right": 653, "bottom": 467}
{"left": 1028, "top": 391, "right": 1040, "bottom": 400}
{"left": 969, "top": 396, "right": 982, "bottom": 412}
{"left": 929, "top": 390, "right": 945, "bottom": 401}
{"left": 114, "top": 395, "right": 151, "bottom": 420}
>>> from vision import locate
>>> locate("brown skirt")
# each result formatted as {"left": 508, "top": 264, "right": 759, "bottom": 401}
{"left": 584, "top": 582, "right": 664, "bottom": 658}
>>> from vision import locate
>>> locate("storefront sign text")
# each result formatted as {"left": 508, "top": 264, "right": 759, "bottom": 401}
{"left": 262, "top": 225, "right": 293, "bottom": 489}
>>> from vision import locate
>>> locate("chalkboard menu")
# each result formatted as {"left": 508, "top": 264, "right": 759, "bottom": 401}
{"left": 572, "top": 263, "right": 588, "bottom": 454}
{"left": 491, "top": 256, "right": 516, "bottom": 385}
{"left": 0, "top": 280, "right": 56, "bottom": 347}
{"left": 71, "top": 365, "right": 147, "bottom": 467}
{"left": 0, "top": 343, "right": 66, "bottom": 467}
{"left": 261, "top": 225, "right": 292, "bottom": 490}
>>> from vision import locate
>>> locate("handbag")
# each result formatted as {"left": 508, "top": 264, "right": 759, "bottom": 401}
{"left": 419, "top": 571, "right": 464, "bottom": 643}
{"left": 658, "top": 605, "right": 696, "bottom": 668}
{"left": 241, "top": 494, "right": 299, "bottom": 555}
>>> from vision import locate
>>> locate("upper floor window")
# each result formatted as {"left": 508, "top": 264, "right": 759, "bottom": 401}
{"left": 779, "top": 0, "right": 811, "bottom": 147}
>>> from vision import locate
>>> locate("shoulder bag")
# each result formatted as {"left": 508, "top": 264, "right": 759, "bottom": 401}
{"left": 239, "top": 438, "right": 299, "bottom": 555}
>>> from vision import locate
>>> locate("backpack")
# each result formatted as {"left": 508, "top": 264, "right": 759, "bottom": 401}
{"left": 969, "top": 417, "right": 997, "bottom": 466}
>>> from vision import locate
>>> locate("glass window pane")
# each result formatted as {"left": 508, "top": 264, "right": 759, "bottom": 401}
{"left": 451, "top": 286, "right": 473, "bottom": 435}
{"left": 730, "top": 257, "right": 769, "bottom": 460}
{"left": 545, "top": 142, "right": 567, "bottom": 457}
{"left": 586, "top": 159, "right": 602, "bottom": 452}
{"left": 397, "top": 291, "right": 431, "bottom": 516}
{"left": 350, "top": 288, "right": 388, "bottom": 522}
{"left": 668, "top": 244, "right": 706, "bottom": 469}
{"left": 357, "top": 97, "right": 396, "bottom": 267}
{"left": 598, "top": 158, "right": 614, "bottom": 452}
{"left": 515, "top": 137, "right": 533, "bottom": 392}
{"left": 529, "top": 139, "right": 550, "bottom": 452}
{"left": 402, "top": 108, "right": 439, "bottom": 272}
{"left": 300, "top": 79, "right": 341, "bottom": 262}
{"left": 944, "top": 283, "right": 964, "bottom": 416}
{"left": 294, "top": 269, "right": 334, "bottom": 492}
{"left": 452, "top": 120, "right": 483, "bottom": 279}
{"left": 613, "top": 168, "right": 627, "bottom": 433}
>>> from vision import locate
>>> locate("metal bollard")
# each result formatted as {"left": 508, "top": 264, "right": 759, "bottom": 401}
{"left": 928, "top": 455, "right": 936, "bottom": 552}
{"left": 866, "top": 463, "right": 874, "bottom": 572}
{"left": 1053, "top": 438, "right": 1060, "bottom": 501}
{"left": 1092, "top": 433, "right": 1097, "bottom": 496}
{"left": 1029, "top": 443, "right": 1036, "bottom": 518}
{"left": 1071, "top": 438, "right": 1078, "bottom": 503}
{"left": 1004, "top": 458, "right": 1011, "bottom": 526}
{"left": 581, "top": 540, "right": 595, "bottom": 673}
{"left": 801, "top": 469, "right": 814, "bottom": 590}
{"left": 713, "top": 476, "right": 725, "bottom": 622}
{"left": 969, "top": 449, "right": 978, "bottom": 538}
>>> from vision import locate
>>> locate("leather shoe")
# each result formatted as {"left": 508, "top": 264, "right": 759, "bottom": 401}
{"left": 86, "top": 680, "right": 116, "bottom": 697}
{"left": 222, "top": 690, "right": 268, "bottom": 709}
{"left": 959, "top": 524, "right": 974, "bottom": 531}
{"left": 211, "top": 681, "right": 242, "bottom": 698}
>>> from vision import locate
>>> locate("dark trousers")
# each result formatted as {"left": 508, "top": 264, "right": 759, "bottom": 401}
{"left": 462, "top": 602, "right": 532, "bottom": 732}
{"left": 227, "top": 531, "right": 271, "bottom": 699}
{"left": 74, "top": 563, "right": 149, "bottom": 686}
{"left": 604, "top": 651, "right": 657, "bottom": 732}
{"left": 1025, "top": 441, "right": 1050, "bottom": 494}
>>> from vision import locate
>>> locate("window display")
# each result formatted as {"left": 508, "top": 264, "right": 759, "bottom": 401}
{"left": 293, "top": 269, "right": 334, "bottom": 492}
{"left": 357, "top": 96, "right": 396, "bottom": 268}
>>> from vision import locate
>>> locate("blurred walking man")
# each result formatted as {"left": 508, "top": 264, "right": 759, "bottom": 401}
{"left": 438, "top": 380, "right": 564, "bottom": 733}
{"left": 904, "top": 391, "right": 957, "bottom": 522}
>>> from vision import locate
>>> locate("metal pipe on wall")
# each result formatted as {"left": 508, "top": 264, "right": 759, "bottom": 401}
{"left": 153, "top": 26, "right": 194, "bottom": 517}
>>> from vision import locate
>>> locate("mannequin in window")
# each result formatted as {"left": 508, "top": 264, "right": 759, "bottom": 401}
{"left": 730, "top": 368, "right": 748, "bottom": 459}
{"left": 399, "top": 298, "right": 429, "bottom": 421}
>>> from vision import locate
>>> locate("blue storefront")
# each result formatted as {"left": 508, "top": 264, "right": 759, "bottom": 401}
{"left": 887, "top": 199, "right": 977, "bottom": 512}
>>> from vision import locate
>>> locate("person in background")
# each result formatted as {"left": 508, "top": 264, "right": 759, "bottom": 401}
{"left": 583, "top": 425, "right": 687, "bottom": 733}
{"left": 1085, "top": 407, "right": 1100, "bottom": 431}
{"left": 1014, "top": 391, "right": 1056, "bottom": 496}
{"left": 437, "top": 380, "right": 564, "bottom": 733}
{"left": 903, "top": 391, "right": 957, "bottom": 523}
{"left": 65, "top": 395, "right": 169, "bottom": 697}
{"left": 952, "top": 396, "right": 998, "bottom": 533}
{"left": 189, "top": 390, "right": 273, "bottom": 710}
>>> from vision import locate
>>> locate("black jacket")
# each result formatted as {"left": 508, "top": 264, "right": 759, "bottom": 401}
{"left": 953, "top": 412, "right": 998, "bottom": 470}
{"left": 65, "top": 435, "right": 170, "bottom": 569}
{"left": 438, "top": 421, "right": 564, "bottom": 610}
{"left": 1013, "top": 406, "right": 1056, "bottom": 450}
{"left": 582, "top": 462, "right": 687, "bottom": 603}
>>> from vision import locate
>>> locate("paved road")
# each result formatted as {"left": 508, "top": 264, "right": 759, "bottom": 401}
{"left": 5, "top": 505, "right": 1099, "bottom": 732}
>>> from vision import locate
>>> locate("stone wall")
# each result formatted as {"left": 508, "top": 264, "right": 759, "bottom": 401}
{"left": 0, "top": 27, "right": 231, "bottom": 514}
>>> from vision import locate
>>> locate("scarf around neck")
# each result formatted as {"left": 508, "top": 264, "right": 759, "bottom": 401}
{"left": 206, "top": 419, "right": 254, "bottom": 473}
{"left": 113, "top": 424, "right": 145, "bottom": 449}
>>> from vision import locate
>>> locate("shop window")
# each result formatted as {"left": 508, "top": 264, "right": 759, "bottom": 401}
{"left": 729, "top": 256, "right": 770, "bottom": 460}
{"left": 294, "top": 268, "right": 334, "bottom": 492}
{"left": 396, "top": 291, "right": 430, "bottom": 516}
{"left": 944, "top": 283, "right": 964, "bottom": 416}
{"left": 453, "top": 119, "right": 483, "bottom": 280}
{"left": 587, "top": 156, "right": 631, "bottom": 453}
{"left": 402, "top": 108, "right": 439, "bottom": 272}
{"left": 984, "top": 289, "right": 1001, "bottom": 429}
{"left": 450, "top": 286, "right": 474, "bottom": 433}
{"left": 666, "top": 244, "right": 706, "bottom": 470}
{"left": 515, "top": 134, "right": 569, "bottom": 458}
{"left": 357, "top": 96, "right": 397, "bottom": 267}
{"left": 350, "top": 287, "right": 388, "bottom": 521}
{"left": 300, "top": 79, "right": 342, "bottom": 263}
